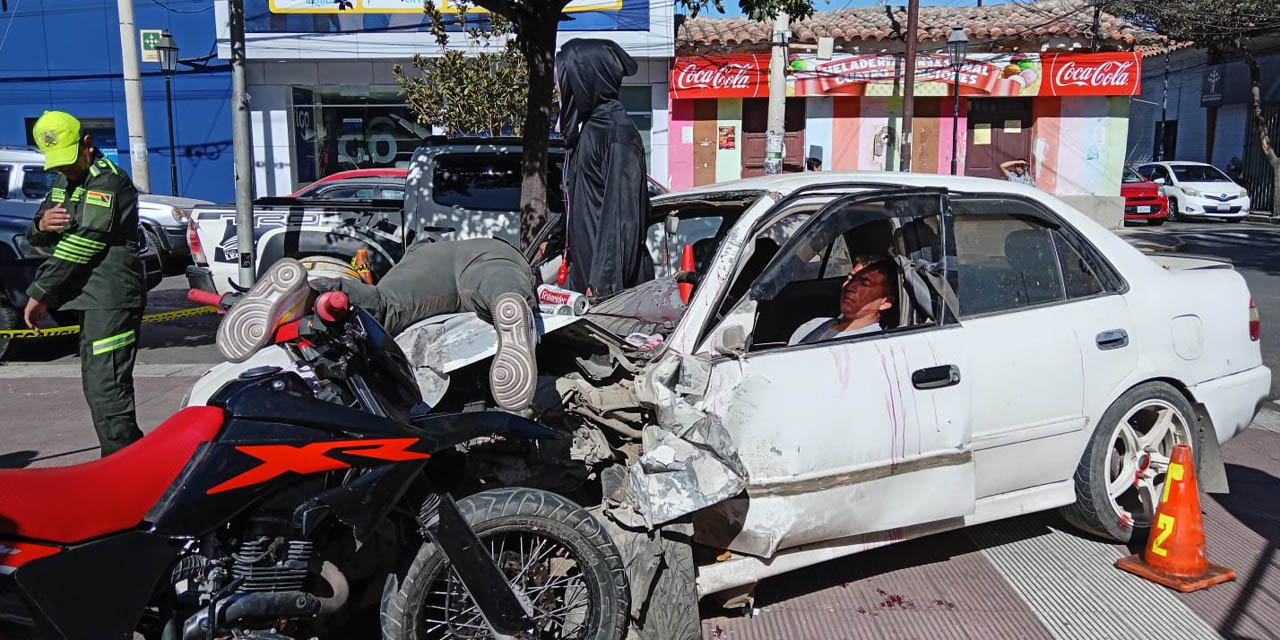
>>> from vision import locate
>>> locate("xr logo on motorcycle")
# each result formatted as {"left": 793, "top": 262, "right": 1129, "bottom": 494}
{"left": 207, "top": 438, "right": 431, "bottom": 495}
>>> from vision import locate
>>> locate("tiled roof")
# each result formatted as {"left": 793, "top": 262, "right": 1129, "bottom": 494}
{"left": 678, "top": 0, "right": 1162, "bottom": 52}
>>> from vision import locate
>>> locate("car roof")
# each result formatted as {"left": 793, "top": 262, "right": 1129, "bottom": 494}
{"left": 1146, "top": 161, "right": 1213, "bottom": 167}
{"left": 0, "top": 147, "right": 46, "bottom": 164}
{"left": 656, "top": 170, "right": 1049, "bottom": 201}
{"left": 312, "top": 168, "right": 408, "bottom": 183}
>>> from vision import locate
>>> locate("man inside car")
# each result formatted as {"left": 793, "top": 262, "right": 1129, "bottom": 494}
{"left": 789, "top": 256, "right": 897, "bottom": 345}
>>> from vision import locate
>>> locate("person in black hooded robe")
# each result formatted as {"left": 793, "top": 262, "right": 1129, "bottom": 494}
{"left": 545, "top": 38, "right": 655, "bottom": 299}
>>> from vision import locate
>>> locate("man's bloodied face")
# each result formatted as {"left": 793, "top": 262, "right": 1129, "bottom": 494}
{"left": 840, "top": 262, "right": 892, "bottom": 321}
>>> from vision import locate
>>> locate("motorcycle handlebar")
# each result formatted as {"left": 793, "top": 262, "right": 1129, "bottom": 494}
{"left": 188, "top": 289, "right": 224, "bottom": 307}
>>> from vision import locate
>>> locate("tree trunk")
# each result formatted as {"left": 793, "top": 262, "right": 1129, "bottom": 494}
{"left": 517, "top": 18, "right": 558, "bottom": 251}
{"left": 1242, "top": 47, "right": 1280, "bottom": 215}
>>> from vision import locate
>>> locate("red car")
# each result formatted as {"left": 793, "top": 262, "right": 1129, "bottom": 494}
{"left": 1122, "top": 165, "right": 1169, "bottom": 226}
{"left": 290, "top": 168, "right": 408, "bottom": 200}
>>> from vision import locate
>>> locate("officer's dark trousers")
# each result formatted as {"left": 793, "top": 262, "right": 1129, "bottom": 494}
{"left": 315, "top": 238, "right": 535, "bottom": 336}
{"left": 79, "top": 308, "right": 144, "bottom": 456}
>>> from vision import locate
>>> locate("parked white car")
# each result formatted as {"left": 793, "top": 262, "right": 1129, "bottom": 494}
{"left": 188, "top": 171, "right": 1269, "bottom": 624}
{"left": 0, "top": 146, "right": 208, "bottom": 269}
{"left": 1137, "top": 161, "right": 1251, "bottom": 221}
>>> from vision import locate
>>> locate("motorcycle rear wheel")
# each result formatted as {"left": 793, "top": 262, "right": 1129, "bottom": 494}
{"left": 382, "top": 487, "right": 629, "bottom": 640}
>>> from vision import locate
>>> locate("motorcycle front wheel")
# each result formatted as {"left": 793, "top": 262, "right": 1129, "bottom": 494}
{"left": 381, "top": 487, "right": 629, "bottom": 640}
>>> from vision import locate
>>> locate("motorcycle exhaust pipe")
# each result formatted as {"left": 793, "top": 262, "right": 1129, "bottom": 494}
{"left": 181, "top": 592, "right": 321, "bottom": 640}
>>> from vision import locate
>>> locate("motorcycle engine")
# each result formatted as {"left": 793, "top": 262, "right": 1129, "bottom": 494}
{"left": 232, "top": 537, "right": 314, "bottom": 593}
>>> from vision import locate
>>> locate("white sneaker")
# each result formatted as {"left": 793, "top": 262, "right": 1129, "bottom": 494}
{"left": 216, "top": 258, "right": 310, "bottom": 363}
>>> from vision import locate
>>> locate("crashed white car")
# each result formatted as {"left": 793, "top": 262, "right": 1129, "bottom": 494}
{"left": 189, "top": 172, "right": 1269, "bottom": 629}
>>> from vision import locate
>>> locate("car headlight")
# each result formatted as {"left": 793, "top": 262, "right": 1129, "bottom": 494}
{"left": 1182, "top": 187, "right": 1202, "bottom": 198}
{"left": 1240, "top": 189, "right": 1249, "bottom": 198}
{"left": 12, "top": 235, "right": 48, "bottom": 259}
{"left": 172, "top": 208, "right": 189, "bottom": 223}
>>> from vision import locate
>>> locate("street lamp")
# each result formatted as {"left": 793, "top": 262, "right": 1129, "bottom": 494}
{"left": 947, "top": 25, "right": 968, "bottom": 176}
{"left": 156, "top": 32, "right": 180, "bottom": 196}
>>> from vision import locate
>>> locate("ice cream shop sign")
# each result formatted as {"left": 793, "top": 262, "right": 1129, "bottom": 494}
{"left": 670, "top": 51, "right": 1139, "bottom": 98}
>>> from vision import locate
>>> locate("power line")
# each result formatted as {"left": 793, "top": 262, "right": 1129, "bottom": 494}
{"left": 145, "top": 0, "right": 213, "bottom": 13}
{"left": 0, "top": 0, "right": 22, "bottom": 55}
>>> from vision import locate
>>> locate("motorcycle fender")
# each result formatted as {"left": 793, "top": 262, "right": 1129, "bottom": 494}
{"left": 412, "top": 410, "right": 560, "bottom": 454}
{"left": 12, "top": 532, "right": 177, "bottom": 640}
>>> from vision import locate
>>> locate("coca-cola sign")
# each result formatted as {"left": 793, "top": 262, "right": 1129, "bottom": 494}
{"left": 1043, "top": 52, "right": 1141, "bottom": 96}
{"left": 671, "top": 55, "right": 769, "bottom": 99}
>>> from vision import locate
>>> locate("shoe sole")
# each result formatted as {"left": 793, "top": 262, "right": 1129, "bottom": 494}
{"left": 216, "top": 258, "right": 310, "bottom": 363}
{"left": 490, "top": 293, "right": 537, "bottom": 412}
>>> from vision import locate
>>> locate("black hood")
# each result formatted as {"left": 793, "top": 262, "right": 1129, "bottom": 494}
{"left": 555, "top": 38, "right": 637, "bottom": 149}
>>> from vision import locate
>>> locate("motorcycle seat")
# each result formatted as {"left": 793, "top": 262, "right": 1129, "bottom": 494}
{"left": 0, "top": 406, "right": 224, "bottom": 545}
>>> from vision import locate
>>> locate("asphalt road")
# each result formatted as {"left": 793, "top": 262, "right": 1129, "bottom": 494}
{"left": 1124, "top": 219, "right": 1280, "bottom": 398}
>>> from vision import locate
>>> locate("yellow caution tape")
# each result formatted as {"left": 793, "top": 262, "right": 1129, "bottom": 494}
{"left": 0, "top": 305, "right": 217, "bottom": 339}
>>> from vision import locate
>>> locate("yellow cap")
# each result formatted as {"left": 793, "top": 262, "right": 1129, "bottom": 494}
{"left": 32, "top": 111, "right": 82, "bottom": 170}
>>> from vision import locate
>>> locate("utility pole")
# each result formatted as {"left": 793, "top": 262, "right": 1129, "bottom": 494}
{"left": 765, "top": 11, "right": 789, "bottom": 175}
{"left": 1157, "top": 47, "right": 1169, "bottom": 161}
{"left": 115, "top": 0, "right": 151, "bottom": 192}
{"left": 899, "top": 0, "right": 919, "bottom": 172}
{"left": 229, "top": 0, "right": 256, "bottom": 286}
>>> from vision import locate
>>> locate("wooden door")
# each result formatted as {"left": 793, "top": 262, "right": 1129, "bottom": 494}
{"left": 964, "top": 98, "right": 1033, "bottom": 180}
{"left": 693, "top": 100, "right": 719, "bottom": 186}
{"left": 742, "top": 98, "right": 806, "bottom": 178}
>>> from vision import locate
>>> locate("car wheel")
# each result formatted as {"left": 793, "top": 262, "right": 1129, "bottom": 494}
{"left": 0, "top": 303, "right": 17, "bottom": 361}
{"left": 1060, "top": 382, "right": 1196, "bottom": 542}
{"left": 1147, "top": 218, "right": 1165, "bottom": 226}
{"left": 1166, "top": 199, "right": 1178, "bottom": 222}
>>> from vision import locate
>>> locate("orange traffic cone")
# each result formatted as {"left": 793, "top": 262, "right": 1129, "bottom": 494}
{"left": 678, "top": 244, "right": 695, "bottom": 304}
{"left": 1115, "top": 443, "right": 1235, "bottom": 592}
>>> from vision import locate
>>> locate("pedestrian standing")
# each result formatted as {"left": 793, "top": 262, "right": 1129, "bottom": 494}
{"left": 1000, "top": 158, "right": 1036, "bottom": 186}
{"left": 24, "top": 111, "right": 145, "bottom": 456}
{"left": 543, "top": 38, "right": 655, "bottom": 300}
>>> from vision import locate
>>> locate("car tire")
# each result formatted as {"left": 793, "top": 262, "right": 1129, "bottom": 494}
{"left": 1166, "top": 198, "right": 1178, "bottom": 222}
{"left": 1147, "top": 218, "right": 1165, "bottom": 226}
{"left": 633, "top": 534, "right": 702, "bottom": 640}
{"left": 1060, "top": 382, "right": 1196, "bottom": 542}
{"left": 0, "top": 303, "right": 17, "bottom": 361}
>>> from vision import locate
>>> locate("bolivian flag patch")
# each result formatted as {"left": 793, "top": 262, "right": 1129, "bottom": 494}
{"left": 85, "top": 191, "right": 113, "bottom": 208}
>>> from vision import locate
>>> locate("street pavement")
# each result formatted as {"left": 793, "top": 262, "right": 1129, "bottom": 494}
{"left": 1, "top": 222, "right": 1278, "bottom": 638}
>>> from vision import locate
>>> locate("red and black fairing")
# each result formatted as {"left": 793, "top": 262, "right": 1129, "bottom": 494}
{"left": 0, "top": 363, "right": 555, "bottom": 640}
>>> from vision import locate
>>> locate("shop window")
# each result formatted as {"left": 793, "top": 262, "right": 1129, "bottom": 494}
{"left": 620, "top": 86, "right": 653, "bottom": 164}
{"left": 292, "top": 85, "right": 421, "bottom": 184}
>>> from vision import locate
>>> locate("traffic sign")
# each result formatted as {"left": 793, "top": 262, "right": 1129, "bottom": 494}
{"left": 140, "top": 29, "right": 162, "bottom": 63}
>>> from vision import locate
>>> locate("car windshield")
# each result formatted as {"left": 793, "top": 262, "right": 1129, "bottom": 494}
{"left": 1171, "top": 165, "right": 1231, "bottom": 182}
{"left": 433, "top": 154, "right": 565, "bottom": 213}
{"left": 22, "top": 167, "right": 58, "bottom": 199}
{"left": 1122, "top": 167, "right": 1146, "bottom": 183}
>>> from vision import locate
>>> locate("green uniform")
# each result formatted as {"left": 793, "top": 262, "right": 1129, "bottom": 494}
{"left": 26, "top": 156, "right": 146, "bottom": 455}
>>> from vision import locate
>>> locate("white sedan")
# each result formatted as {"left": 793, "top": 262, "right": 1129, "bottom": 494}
{"left": 190, "top": 171, "right": 1270, "bottom": 622}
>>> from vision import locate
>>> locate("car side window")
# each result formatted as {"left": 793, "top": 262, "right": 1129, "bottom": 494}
{"left": 320, "top": 186, "right": 376, "bottom": 199}
{"left": 380, "top": 187, "right": 406, "bottom": 200}
{"left": 952, "top": 202, "right": 1066, "bottom": 317}
{"left": 1137, "top": 165, "right": 1154, "bottom": 179}
{"left": 0, "top": 166, "right": 9, "bottom": 199}
{"left": 21, "top": 167, "right": 57, "bottom": 200}
{"left": 1055, "top": 233, "right": 1105, "bottom": 298}
{"left": 821, "top": 235, "right": 853, "bottom": 279}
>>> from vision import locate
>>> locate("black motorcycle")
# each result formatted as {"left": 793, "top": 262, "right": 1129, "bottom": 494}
{"left": 0, "top": 290, "right": 628, "bottom": 640}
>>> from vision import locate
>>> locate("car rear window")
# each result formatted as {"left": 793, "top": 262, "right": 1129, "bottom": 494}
{"left": 432, "top": 154, "right": 564, "bottom": 213}
{"left": 1171, "top": 165, "right": 1231, "bottom": 182}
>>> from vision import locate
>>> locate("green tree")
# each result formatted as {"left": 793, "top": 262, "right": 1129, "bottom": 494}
{"left": 1101, "top": 0, "right": 1280, "bottom": 213}
{"left": 395, "top": 11, "right": 529, "bottom": 138}
{"left": 399, "top": 0, "right": 819, "bottom": 248}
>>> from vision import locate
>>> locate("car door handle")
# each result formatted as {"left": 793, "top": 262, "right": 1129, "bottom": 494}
{"left": 912, "top": 365, "right": 961, "bottom": 390}
{"left": 1096, "top": 329, "right": 1129, "bottom": 350}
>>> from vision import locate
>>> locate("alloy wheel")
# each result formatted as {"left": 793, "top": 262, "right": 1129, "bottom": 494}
{"left": 1105, "top": 399, "right": 1192, "bottom": 531}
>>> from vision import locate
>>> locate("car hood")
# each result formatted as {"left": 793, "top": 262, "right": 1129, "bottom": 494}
{"left": 1177, "top": 181, "right": 1243, "bottom": 195}
{"left": 140, "top": 194, "right": 212, "bottom": 209}
{"left": 1121, "top": 182, "right": 1160, "bottom": 197}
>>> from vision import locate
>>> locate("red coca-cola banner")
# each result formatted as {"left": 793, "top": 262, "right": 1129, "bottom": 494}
{"left": 671, "top": 55, "right": 770, "bottom": 99}
{"left": 1041, "top": 52, "right": 1140, "bottom": 96}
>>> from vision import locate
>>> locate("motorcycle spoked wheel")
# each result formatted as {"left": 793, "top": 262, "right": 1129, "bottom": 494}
{"left": 382, "top": 488, "right": 629, "bottom": 640}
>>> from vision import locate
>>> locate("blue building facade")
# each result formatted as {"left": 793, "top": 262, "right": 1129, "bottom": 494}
{"left": 0, "top": 0, "right": 232, "bottom": 202}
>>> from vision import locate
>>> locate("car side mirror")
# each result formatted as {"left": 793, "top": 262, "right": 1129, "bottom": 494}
{"left": 716, "top": 325, "right": 747, "bottom": 355}
{"left": 1153, "top": 177, "right": 1166, "bottom": 185}
{"left": 665, "top": 214, "right": 680, "bottom": 236}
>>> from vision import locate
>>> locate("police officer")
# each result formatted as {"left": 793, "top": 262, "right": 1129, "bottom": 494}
{"left": 23, "top": 111, "right": 145, "bottom": 456}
